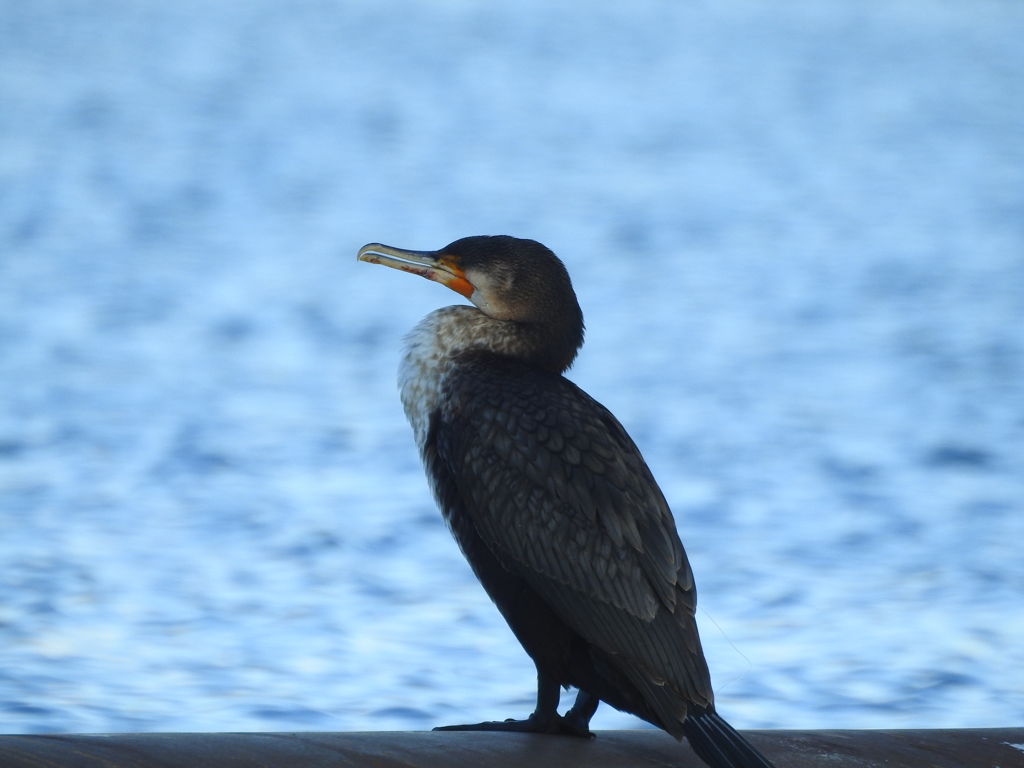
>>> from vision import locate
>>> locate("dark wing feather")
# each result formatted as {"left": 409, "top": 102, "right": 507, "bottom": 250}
{"left": 436, "top": 354, "right": 713, "bottom": 720}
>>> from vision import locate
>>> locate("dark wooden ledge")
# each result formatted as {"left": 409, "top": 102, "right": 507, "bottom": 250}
{"left": 1, "top": 728, "right": 1022, "bottom": 768}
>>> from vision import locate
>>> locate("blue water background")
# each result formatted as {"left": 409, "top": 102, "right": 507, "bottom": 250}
{"left": 1, "top": 0, "right": 1023, "bottom": 734}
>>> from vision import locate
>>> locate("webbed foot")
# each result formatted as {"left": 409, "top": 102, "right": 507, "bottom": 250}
{"left": 433, "top": 712, "right": 592, "bottom": 738}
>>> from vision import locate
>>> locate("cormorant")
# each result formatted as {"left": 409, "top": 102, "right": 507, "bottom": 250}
{"left": 358, "top": 235, "right": 776, "bottom": 768}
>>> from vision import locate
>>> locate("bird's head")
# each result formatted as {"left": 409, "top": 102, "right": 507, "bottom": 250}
{"left": 358, "top": 235, "right": 576, "bottom": 321}
{"left": 358, "top": 235, "right": 585, "bottom": 371}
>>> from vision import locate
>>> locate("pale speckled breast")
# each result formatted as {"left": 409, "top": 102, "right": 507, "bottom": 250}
{"left": 398, "top": 305, "right": 528, "bottom": 451}
{"left": 398, "top": 310, "right": 458, "bottom": 451}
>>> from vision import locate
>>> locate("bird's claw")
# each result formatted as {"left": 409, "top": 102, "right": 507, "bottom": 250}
{"left": 434, "top": 712, "right": 593, "bottom": 738}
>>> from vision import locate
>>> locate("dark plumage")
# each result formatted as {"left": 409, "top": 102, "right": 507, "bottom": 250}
{"left": 357, "top": 235, "right": 776, "bottom": 768}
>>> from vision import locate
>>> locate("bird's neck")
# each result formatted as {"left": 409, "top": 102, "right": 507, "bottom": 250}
{"left": 398, "top": 305, "right": 580, "bottom": 449}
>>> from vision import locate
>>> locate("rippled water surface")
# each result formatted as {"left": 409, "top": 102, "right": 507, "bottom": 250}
{"left": 2, "top": 0, "right": 1023, "bottom": 735}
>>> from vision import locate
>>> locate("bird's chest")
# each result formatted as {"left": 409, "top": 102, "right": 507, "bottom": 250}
{"left": 399, "top": 357, "right": 449, "bottom": 454}
{"left": 398, "top": 317, "right": 461, "bottom": 452}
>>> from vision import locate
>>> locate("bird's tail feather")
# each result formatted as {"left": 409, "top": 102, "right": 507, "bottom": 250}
{"left": 682, "top": 709, "right": 776, "bottom": 768}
